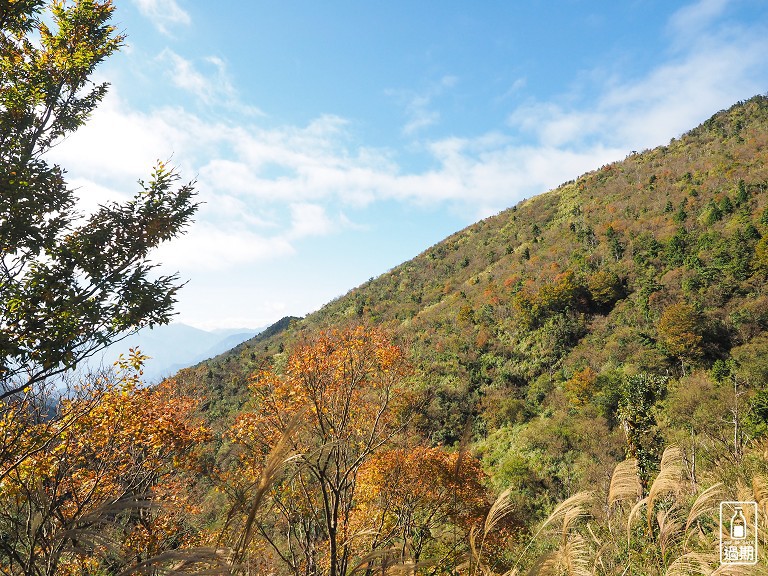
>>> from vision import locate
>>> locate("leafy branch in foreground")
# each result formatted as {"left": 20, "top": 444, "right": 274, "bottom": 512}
{"left": 1, "top": 0, "right": 199, "bottom": 399}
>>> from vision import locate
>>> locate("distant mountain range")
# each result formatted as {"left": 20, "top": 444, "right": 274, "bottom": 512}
{"left": 90, "top": 323, "right": 263, "bottom": 384}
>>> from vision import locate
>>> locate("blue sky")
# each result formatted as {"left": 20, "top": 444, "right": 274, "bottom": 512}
{"left": 50, "top": 0, "right": 768, "bottom": 330}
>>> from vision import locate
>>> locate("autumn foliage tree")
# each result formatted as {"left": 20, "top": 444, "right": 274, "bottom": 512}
{"left": 657, "top": 302, "right": 705, "bottom": 374}
{"left": 0, "top": 350, "right": 210, "bottom": 575}
{"left": 226, "top": 326, "right": 417, "bottom": 576}
{"left": 0, "top": 3, "right": 207, "bottom": 570}
{"left": 353, "top": 446, "right": 489, "bottom": 570}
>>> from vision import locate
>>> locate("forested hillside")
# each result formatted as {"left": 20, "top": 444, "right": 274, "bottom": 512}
{"left": 10, "top": 93, "right": 767, "bottom": 574}
{"left": 7, "top": 0, "right": 768, "bottom": 572}
{"left": 159, "top": 96, "right": 768, "bottom": 570}
{"left": 184, "top": 94, "right": 767, "bottom": 458}
{"left": 164, "top": 95, "right": 768, "bottom": 573}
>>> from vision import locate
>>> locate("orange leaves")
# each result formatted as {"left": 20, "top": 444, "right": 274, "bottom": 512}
{"left": 0, "top": 359, "right": 210, "bottom": 572}
{"left": 234, "top": 326, "right": 412, "bottom": 458}
{"left": 564, "top": 366, "right": 598, "bottom": 406}
{"left": 225, "top": 326, "right": 419, "bottom": 576}
{"left": 657, "top": 302, "right": 705, "bottom": 363}
{"left": 351, "top": 445, "right": 491, "bottom": 566}
{"left": 357, "top": 446, "right": 489, "bottom": 529}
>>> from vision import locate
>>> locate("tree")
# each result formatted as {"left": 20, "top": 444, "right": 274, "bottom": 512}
{"left": 657, "top": 303, "right": 705, "bottom": 374}
{"left": 1, "top": 0, "right": 198, "bottom": 399}
{"left": 617, "top": 372, "right": 667, "bottom": 489}
{"left": 353, "top": 446, "right": 489, "bottom": 569}
{"left": 0, "top": 350, "right": 211, "bottom": 575}
{"left": 564, "top": 366, "right": 598, "bottom": 406}
{"left": 586, "top": 270, "right": 623, "bottom": 311}
{"left": 226, "top": 326, "right": 417, "bottom": 576}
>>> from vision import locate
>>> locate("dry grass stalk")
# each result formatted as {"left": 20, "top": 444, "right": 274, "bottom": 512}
{"left": 752, "top": 475, "right": 768, "bottom": 527}
{"left": 116, "top": 548, "right": 232, "bottom": 575}
{"left": 563, "top": 536, "right": 592, "bottom": 576}
{"left": 468, "top": 522, "right": 497, "bottom": 576}
{"left": 648, "top": 446, "right": 684, "bottom": 530}
{"left": 711, "top": 562, "right": 768, "bottom": 575}
{"left": 518, "top": 492, "right": 593, "bottom": 576}
{"left": 525, "top": 534, "right": 591, "bottom": 576}
{"left": 664, "top": 551, "right": 716, "bottom": 576}
{"left": 348, "top": 547, "right": 437, "bottom": 576}
{"left": 229, "top": 411, "right": 305, "bottom": 568}
{"left": 383, "top": 559, "right": 417, "bottom": 576}
{"left": 657, "top": 506, "right": 684, "bottom": 561}
{"left": 468, "top": 524, "right": 482, "bottom": 572}
{"left": 626, "top": 496, "right": 649, "bottom": 545}
{"left": 752, "top": 476, "right": 768, "bottom": 506}
{"left": 683, "top": 483, "right": 724, "bottom": 549}
{"left": 685, "top": 483, "right": 724, "bottom": 532}
{"left": 537, "top": 491, "right": 593, "bottom": 540}
{"left": 751, "top": 476, "right": 768, "bottom": 554}
{"left": 608, "top": 459, "right": 642, "bottom": 507}
{"left": 484, "top": 487, "right": 515, "bottom": 536}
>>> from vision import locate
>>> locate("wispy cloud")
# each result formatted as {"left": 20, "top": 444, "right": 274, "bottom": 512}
{"left": 508, "top": 3, "right": 767, "bottom": 153}
{"left": 497, "top": 77, "right": 527, "bottom": 102}
{"left": 159, "top": 49, "right": 232, "bottom": 103}
{"left": 390, "top": 75, "right": 459, "bottom": 136}
{"left": 131, "top": 0, "right": 191, "bottom": 35}
{"left": 157, "top": 50, "right": 264, "bottom": 116}
{"left": 49, "top": 0, "right": 768, "bottom": 273}
{"left": 667, "top": 0, "right": 730, "bottom": 43}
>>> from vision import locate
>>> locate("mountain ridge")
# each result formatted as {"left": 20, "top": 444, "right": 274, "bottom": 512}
{"left": 174, "top": 95, "right": 768, "bottom": 496}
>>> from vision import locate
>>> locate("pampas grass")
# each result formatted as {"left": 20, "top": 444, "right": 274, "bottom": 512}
{"left": 648, "top": 447, "right": 684, "bottom": 531}
{"left": 225, "top": 412, "right": 305, "bottom": 572}
{"left": 608, "top": 459, "right": 642, "bottom": 508}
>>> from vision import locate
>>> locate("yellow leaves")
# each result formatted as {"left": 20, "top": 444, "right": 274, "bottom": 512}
{"left": 564, "top": 366, "right": 598, "bottom": 406}
{"left": 224, "top": 325, "right": 422, "bottom": 568}
{"left": 236, "top": 326, "right": 411, "bottom": 459}
{"left": 0, "top": 368, "right": 210, "bottom": 554}
{"left": 354, "top": 445, "right": 490, "bottom": 545}
{"left": 657, "top": 302, "right": 705, "bottom": 361}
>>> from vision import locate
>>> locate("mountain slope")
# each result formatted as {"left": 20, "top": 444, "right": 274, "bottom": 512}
{"left": 176, "top": 95, "right": 768, "bottom": 496}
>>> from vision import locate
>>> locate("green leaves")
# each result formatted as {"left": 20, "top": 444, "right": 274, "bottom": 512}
{"left": 617, "top": 373, "right": 668, "bottom": 489}
{"left": 1, "top": 2, "right": 197, "bottom": 398}
{"left": 1, "top": 0, "right": 123, "bottom": 158}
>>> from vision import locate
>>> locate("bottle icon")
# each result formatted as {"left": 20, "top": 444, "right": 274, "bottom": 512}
{"left": 731, "top": 506, "right": 747, "bottom": 539}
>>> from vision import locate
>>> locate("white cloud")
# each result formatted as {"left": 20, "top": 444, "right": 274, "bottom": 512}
{"left": 67, "top": 178, "right": 131, "bottom": 217}
{"left": 404, "top": 95, "right": 440, "bottom": 135}
{"left": 161, "top": 49, "right": 222, "bottom": 100}
{"left": 390, "top": 75, "right": 459, "bottom": 136}
{"left": 668, "top": 0, "right": 730, "bottom": 41}
{"left": 498, "top": 77, "right": 527, "bottom": 102}
{"left": 131, "top": 0, "right": 190, "bottom": 35}
{"left": 155, "top": 50, "right": 264, "bottom": 117}
{"left": 507, "top": 9, "right": 767, "bottom": 153}
{"left": 152, "top": 221, "right": 295, "bottom": 272}
{"left": 47, "top": 0, "right": 768, "bottom": 274}
{"left": 287, "top": 203, "right": 335, "bottom": 240}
